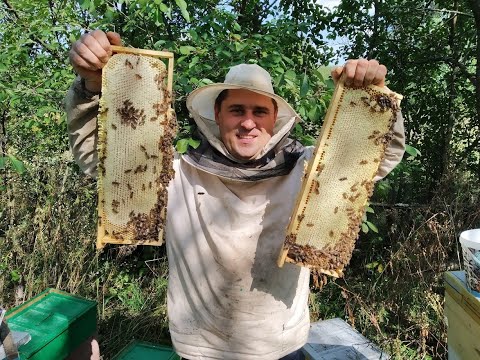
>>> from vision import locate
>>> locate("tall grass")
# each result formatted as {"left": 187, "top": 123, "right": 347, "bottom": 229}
{"left": 0, "top": 155, "right": 170, "bottom": 357}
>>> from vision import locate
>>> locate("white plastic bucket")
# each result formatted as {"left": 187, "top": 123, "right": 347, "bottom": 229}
{"left": 459, "top": 229, "right": 480, "bottom": 295}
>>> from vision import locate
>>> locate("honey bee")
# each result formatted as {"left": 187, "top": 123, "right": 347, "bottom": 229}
{"left": 125, "top": 59, "right": 133, "bottom": 69}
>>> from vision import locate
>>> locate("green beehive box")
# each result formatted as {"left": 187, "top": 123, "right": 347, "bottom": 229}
{"left": 114, "top": 340, "right": 180, "bottom": 360}
{"left": 5, "top": 288, "right": 97, "bottom": 360}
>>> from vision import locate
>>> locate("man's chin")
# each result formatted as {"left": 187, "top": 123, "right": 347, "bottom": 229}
{"left": 230, "top": 147, "right": 262, "bottom": 162}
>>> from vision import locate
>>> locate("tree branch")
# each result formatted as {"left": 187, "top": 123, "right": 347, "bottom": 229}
{"left": 3, "top": 0, "right": 62, "bottom": 62}
{"left": 416, "top": 7, "right": 474, "bottom": 18}
{"left": 407, "top": 56, "right": 476, "bottom": 87}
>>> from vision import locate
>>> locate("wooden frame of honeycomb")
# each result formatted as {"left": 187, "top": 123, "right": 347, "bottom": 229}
{"left": 97, "top": 46, "right": 175, "bottom": 249}
{"left": 277, "top": 79, "right": 402, "bottom": 278}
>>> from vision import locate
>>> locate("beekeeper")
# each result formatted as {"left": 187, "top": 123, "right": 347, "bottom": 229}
{"left": 66, "top": 30, "right": 405, "bottom": 360}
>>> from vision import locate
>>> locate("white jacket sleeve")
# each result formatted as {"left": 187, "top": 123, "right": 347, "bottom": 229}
{"left": 64, "top": 76, "right": 100, "bottom": 177}
{"left": 374, "top": 110, "right": 406, "bottom": 181}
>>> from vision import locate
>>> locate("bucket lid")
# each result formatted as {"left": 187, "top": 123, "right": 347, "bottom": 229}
{"left": 460, "top": 229, "right": 480, "bottom": 249}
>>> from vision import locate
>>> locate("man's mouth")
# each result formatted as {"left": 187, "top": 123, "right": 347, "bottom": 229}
{"left": 237, "top": 134, "right": 257, "bottom": 144}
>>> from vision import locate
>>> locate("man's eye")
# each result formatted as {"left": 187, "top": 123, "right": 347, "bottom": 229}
{"left": 231, "top": 109, "right": 243, "bottom": 114}
{"left": 255, "top": 110, "right": 268, "bottom": 115}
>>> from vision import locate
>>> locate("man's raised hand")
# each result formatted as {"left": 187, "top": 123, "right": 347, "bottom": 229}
{"left": 69, "top": 30, "right": 122, "bottom": 93}
{"left": 331, "top": 59, "right": 387, "bottom": 88}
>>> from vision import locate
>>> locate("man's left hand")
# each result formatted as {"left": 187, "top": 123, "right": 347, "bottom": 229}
{"left": 331, "top": 59, "right": 387, "bottom": 88}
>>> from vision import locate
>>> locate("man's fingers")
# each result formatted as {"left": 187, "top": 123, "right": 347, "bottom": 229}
{"left": 352, "top": 59, "right": 368, "bottom": 87}
{"left": 362, "top": 59, "right": 379, "bottom": 86}
{"left": 372, "top": 65, "right": 387, "bottom": 87}
{"left": 106, "top": 31, "right": 122, "bottom": 46}
{"left": 90, "top": 29, "right": 113, "bottom": 57}
{"left": 331, "top": 66, "right": 343, "bottom": 83}
{"left": 81, "top": 33, "right": 110, "bottom": 64}
{"left": 336, "top": 59, "right": 388, "bottom": 87}
{"left": 72, "top": 40, "right": 105, "bottom": 70}
{"left": 343, "top": 60, "right": 358, "bottom": 86}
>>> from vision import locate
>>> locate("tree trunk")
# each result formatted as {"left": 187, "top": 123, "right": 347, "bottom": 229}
{"left": 467, "top": 0, "right": 480, "bottom": 178}
{"left": 440, "top": 1, "right": 458, "bottom": 180}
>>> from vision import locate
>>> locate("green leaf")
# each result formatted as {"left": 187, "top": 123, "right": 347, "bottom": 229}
{"left": 361, "top": 222, "right": 369, "bottom": 233}
{"left": 300, "top": 74, "right": 309, "bottom": 97}
{"left": 301, "top": 135, "right": 316, "bottom": 146}
{"left": 176, "top": 138, "right": 189, "bottom": 153}
{"left": 10, "top": 270, "right": 20, "bottom": 282}
{"left": 285, "top": 70, "right": 296, "bottom": 81}
{"left": 159, "top": 3, "right": 169, "bottom": 13}
{"left": 365, "top": 206, "right": 374, "bottom": 213}
{"left": 405, "top": 144, "right": 421, "bottom": 157}
{"left": 179, "top": 46, "right": 195, "bottom": 55}
{"left": 36, "top": 106, "right": 56, "bottom": 117}
{"left": 235, "top": 42, "right": 246, "bottom": 52}
{"left": 189, "top": 56, "right": 199, "bottom": 68}
{"left": 307, "top": 106, "right": 320, "bottom": 122}
{"left": 175, "top": 0, "right": 190, "bottom": 22}
{"left": 366, "top": 221, "right": 379, "bottom": 233}
{"left": 7, "top": 154, "right": 26, "bottom": 174}
{"left": 326, "top": 78, "right": 335, "bottom": 89}
{"left": 233, "top": 22, "right": 241, "bottom": 32}
{"left": 188, "top": 138, "right": 201, "bottom": 149}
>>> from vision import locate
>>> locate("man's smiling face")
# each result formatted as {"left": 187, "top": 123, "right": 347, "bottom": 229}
{"left": 214, "top": 89, "right": 278, "bottom": 161}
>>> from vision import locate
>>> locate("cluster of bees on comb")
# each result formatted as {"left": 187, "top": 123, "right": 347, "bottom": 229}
{"left": 280, "top": 83, "right": 401, "bottom": 287}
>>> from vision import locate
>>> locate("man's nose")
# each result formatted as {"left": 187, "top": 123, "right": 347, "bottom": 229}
{"left": 240, "top": 116, "right": 256, "bottom": 130}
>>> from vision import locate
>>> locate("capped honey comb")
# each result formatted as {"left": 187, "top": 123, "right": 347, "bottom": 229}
{"left": 97, "top": 48, "right": 175, "bottom": 249}
{"left": 277, "top": 79, "right": 402, "bottom": 278}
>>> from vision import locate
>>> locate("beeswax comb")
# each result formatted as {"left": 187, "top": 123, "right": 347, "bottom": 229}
{"left": 97, "top": 46, "right": 175, "bottom": 249}
{"left": 277, "top": 79, "right": 402, "bottom": 277}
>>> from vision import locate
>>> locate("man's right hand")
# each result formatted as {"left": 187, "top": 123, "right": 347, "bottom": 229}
{"left": 69, "top": 30, "right": 122, "bottom": 93}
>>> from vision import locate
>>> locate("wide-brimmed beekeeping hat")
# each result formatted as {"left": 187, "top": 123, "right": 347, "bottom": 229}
{"left": 186, "top": 64, "right": 300, "bottom": 161}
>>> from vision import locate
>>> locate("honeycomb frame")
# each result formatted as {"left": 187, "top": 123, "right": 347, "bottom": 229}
{"left": 277, "top": 79, "right": 402, "bottom": 277}
{"left": 97, "top": 46, "right": 175, "bottom": 249}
